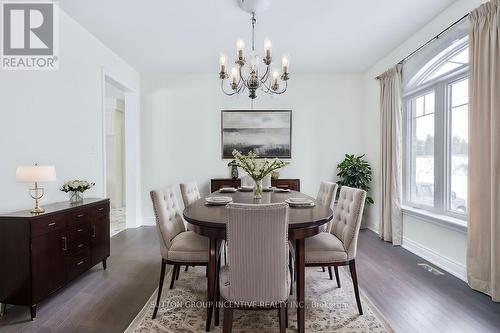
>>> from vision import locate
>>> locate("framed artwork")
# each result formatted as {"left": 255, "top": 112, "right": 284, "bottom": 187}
{"left": 221, "top": 110, "right": 292, "bottom": 159}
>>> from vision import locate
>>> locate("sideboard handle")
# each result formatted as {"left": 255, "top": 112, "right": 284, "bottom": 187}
{"left": 76, "top": 260, "right": 84, "bottom": 266}
{"left": 62, "top": 237, "right": 67, "bottom": 251}
{"left": 47, "top": 222, "right": 56, "bottom": 227}
{"left": 91, "top": 225, "right": 96, "bottom": 238}
{"left": 77, "top": 214, "right": 84, "bottom": 218}
{"left": 98, "top": 207, "right": 104, "bottom": 211}
{"left": 77, "top": 243, "right": 84, "bottom": 248}
{"left": 77, "top": 228, "right": 84, "bottom": 232}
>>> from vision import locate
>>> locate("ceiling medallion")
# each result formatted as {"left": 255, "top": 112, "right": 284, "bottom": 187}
{"left": 218, "top": 0, "right": 290, "bottom": 100}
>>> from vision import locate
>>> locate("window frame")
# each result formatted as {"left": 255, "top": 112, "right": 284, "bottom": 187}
{"left": 403, "top": 66, "right": 468, "bottom": 224}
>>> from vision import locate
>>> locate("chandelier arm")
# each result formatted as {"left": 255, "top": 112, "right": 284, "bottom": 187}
{"left": 259, "top": 65, "right": 270, "bottom": 84}
{"left": 238, "top": 66, "right": 250, "bottom": 90}
{"left": 220, "top": 80, "right": 239, "bottom": 96}
{"left": 271, "top": 80, "right": 288, "bottom": 95}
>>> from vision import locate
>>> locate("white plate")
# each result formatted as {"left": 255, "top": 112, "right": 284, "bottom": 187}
{"left": 205, "top": 197, "right": 232, "bottom": 205}
{"left": 274, "top": 188, "right": 291, "bottom": 193}
{"left": 238, "top": 186, "right": 254, "bottom": 192}
{"left": 219, "top": 187, "right": 237, "bottom": 193}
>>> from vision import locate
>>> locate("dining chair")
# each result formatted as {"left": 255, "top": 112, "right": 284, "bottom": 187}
{"left": 241, "top": 175, "right": 254, "bottom": 187}
{"left": 217, "top": 203, "right": 290, "bottom": 333}
{"left": 304, "top": 186, "right": 367, "bottom": 315}
{"left": 150, "top": 185, "right": 209, "bottom": 319}
{"left": 262, "top": 174, "right": 271, "bottom": 188}
{"left": 316, "top": 181, "right": 339, "bottom": 231}
{"left": 180, "top": 182, "right": 200, "bottom": 231}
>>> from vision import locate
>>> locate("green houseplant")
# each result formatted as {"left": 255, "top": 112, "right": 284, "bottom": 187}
{"left": 336, "top": 154, "right": 374, "bottom": 205}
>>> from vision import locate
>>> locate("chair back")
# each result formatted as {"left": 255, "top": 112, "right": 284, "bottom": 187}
{"left": 316, "top": 181, "right": 338, "bottom": 208}
{"left": 241, "top": 175, "right": 254, "bottom": 187}
{"left": 262, "top": 174, "right": 271, "bottom": 188}
{"left": 330, "top": 186, "right": 367, "bottom": 260}
{"left": 150, "top": 186, "right": 186, "bottom": 259}
{"left": 180, "top": 182, "right": 200, "bottom": 207}
{"left": 226, "top": 203, "right": 289, "bottom": 304}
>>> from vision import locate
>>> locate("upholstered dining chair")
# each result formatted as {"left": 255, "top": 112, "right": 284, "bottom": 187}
{"left": 304, "top": 186, "right": 367, "bottom": 315}
{"left": 150, "top": 185, "right": 209, "bottom": 319}
{"left": 217, "top": 203, "right": 290, "bottom": 333}
{"left": 180, "top": 182, "right": 200, "bottom": 231}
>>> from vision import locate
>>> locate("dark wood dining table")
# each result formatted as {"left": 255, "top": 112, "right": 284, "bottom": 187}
{"left": 183, "top": 189, "right": 333, "bottom": 333}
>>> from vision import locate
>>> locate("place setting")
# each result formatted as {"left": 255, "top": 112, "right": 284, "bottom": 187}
{"left": 204, "top": 196, "right": 233, "bottom": 205}
{"left": 285, "top": 197, "right": 315, "bottom": 208}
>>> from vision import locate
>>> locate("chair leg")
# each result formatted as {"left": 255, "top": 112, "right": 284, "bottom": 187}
{"left": 285, "top": 303, "right": 288, "bottom": 328}
{"left": 288, "top": 251, "right": 293, "bottom": 295}
{"left": 224, "top": 242, "right": 228, "bottom": 265}
{"left": 278, "top": 303, "right": 286, "bottom": 333}
{"left": 169, "top": 265, "right": 178, "bottom": 290}
{"left": 334, "top": 266, "right": 341, "bottom": 288}
{"left": 223, "top": 307, "right": 234, "bottom": 333}
{"left": 175, "top": 265, "right": 180, "bottom": 280}
{"left": 328, "top": 267, "right": 333, "bottom": 280}
{"left": 185, "top": 266, "right": 188, "bottom": 272}
{"left": 322, "top": 267, "right": 326, "bottom": 272}
{"left": 152, "top": 260, "right": 167, "bottom": 319}
{"left": 349, "top": 260, "right": 363, "bottom": 315}
{"left": 215, "top": 257, "right": 221, "bottom": 326}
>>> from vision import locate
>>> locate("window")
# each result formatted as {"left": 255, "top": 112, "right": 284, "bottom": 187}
{"left": 403, "top": 41, "right": 468, "bottom": 222}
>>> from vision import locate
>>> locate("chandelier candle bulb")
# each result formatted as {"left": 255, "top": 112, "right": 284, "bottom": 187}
{"left": 236, "top": 39, "right": 245, "bottom": 61}
{"left": 219, "top": 54, "right": 227, "bottom": 73}
{"left": 230, "top": 67, "right": 238, "bottom": 85}
{"left": 264, "top": 38, "right": 272, "bottom": 60}
{"left": 282, "top": 56, "right": 289, "bottom": 74}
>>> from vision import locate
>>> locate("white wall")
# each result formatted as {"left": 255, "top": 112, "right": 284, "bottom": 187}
{"left": 141, "top": 73, "right": 366, "bottom": 223}
{"left": 362, "top": 0, "right": 486, "bottom": 280}
{"left": 0, "top": 10, "right": 140, "bottom": 214}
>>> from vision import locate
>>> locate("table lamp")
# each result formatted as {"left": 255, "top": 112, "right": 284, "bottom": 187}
{"left": 16, "top": 164, "right": 57, "bottom": 214}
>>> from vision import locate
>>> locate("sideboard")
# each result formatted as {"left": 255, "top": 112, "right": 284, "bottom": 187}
{"left": 210, "top": 178, "right": 300, "bottom": 193}
{"left": 0, "top": 198, "right": 110, "bottom": 319}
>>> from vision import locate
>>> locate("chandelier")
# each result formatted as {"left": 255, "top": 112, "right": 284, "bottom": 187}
{"left": 218, "top": 1, "right": 290, "bottom": 100}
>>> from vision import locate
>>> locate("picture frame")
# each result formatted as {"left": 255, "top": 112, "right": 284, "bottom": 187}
{"left": 221, "top": 110, "right": 292, "bottom": 159}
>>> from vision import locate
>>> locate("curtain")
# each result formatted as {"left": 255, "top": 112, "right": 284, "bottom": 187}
{"left": 377, "top": 65, "right": 403, "bottom": 246}
{"left": 467, "top": 0, "right": 500, "bottom": 302}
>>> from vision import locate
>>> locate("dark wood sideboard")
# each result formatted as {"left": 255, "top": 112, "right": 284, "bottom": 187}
{"left": 211, "top": 178, "right": 300, "bottom": 193}
{"left": 0, "top": 198, "right": 110, "bottom": 319}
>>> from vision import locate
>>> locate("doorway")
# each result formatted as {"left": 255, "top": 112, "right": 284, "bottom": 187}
{"left": 105, "top": 80, "right": 126, "bottom": 236}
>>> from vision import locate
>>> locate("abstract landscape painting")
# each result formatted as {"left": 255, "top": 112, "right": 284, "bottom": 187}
{"left": 221, "top": 110, "right": 291, "bottom": 158}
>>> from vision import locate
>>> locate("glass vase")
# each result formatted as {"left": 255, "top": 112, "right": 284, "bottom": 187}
{"left": 69, "top": 191, "right": 83, "bottom": 203}
{"left": 253, "top": 179, "right": 263, "bottom": 199}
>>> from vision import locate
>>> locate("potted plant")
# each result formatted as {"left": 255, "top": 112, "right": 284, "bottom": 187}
{"left": 232, "top": 150, "right": 289, "bottom": 199}
{"left": 228, "top": 160, "right": 239, "bottom": 179}
{"left": 336, "top": 154, "right": 374, "bottom": 205}
{"left": 60, "top": 180, "right": 95, "bottom": 203}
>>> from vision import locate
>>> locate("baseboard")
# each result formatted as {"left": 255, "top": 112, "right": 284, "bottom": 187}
{"left": 142, "top": 216, "right": 156, "bottom": 226}
{"left": 364, "top": 221, "right": 379, "bottom": 235}
{"left": 402, "top": 236, "right": 467, "bottom": 282}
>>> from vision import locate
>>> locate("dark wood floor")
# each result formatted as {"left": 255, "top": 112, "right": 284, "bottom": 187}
{"left": 1, "top": 227, "right": 499, "bottom": 332}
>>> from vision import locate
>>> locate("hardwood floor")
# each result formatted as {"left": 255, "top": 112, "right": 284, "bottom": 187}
{"left": 1, "top": 227, "right": 499, "bottom": 332}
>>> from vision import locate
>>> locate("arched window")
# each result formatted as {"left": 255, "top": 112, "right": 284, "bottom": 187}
{"left": 403, "top": 34, "right": 469, "bottom": 223}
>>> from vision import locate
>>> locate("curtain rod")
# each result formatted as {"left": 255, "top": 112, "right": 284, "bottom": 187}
{"left": 376, "top": 13, "right": 469, "bottom": 79}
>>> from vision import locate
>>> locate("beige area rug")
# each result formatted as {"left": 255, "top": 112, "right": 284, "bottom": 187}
{"left": 125, "top": 266, "right": 393, "bottom": 332}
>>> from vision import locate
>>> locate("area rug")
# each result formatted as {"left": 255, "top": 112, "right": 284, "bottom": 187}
{"left": 125, "top": 266, "right": 393, "bottom": 332}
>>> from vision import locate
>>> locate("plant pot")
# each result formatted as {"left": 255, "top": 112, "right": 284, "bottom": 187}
{"left": 231, "top": 165, "right": 239, "bottom": 179}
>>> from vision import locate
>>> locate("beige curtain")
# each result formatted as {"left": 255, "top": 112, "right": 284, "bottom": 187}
{"left": 377, "top": 65, "right": 403, "bottom": 246}
{"left": 467, "top": 0, "right": 500, "bottom": 302}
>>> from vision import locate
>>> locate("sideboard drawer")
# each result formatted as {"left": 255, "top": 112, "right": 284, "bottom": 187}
{"left": 66, "top": 248, "right": 90, "bottom": 281}
{"left": 91, "top": 202, "right": 109, "bottom": 218}
{"left": 67, "top": 209, "right": 88, "bottom": 226}
{"left": 31, "top": 215, "right": 65, "bottom": 237}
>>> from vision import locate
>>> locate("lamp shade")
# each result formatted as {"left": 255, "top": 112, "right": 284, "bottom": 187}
{"left": 16, "top": 165, "right": 57, "bottom": 183}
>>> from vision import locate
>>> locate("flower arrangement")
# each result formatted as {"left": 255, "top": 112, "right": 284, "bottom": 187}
{"left": 60, "top": 180, "right": 95, "bottom": 193}
{"left": 232, "top": 150, "right": 289, "bottom": 198}
{"left": 60, "top": 180, "right": 95, "bottom": 203}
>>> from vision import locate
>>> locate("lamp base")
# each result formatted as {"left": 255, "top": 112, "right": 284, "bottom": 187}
{"left": 31, "top": 206, "right": 45, "bottom": 214}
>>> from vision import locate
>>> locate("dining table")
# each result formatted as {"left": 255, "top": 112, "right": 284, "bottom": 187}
{"left": 183, "top": 189, "right": 334, "bottom": 333}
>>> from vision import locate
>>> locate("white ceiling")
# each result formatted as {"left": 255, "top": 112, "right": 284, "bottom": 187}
{"left": 60, "top": 0, "right": 457, "bottom": 74}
